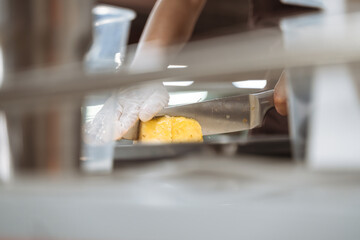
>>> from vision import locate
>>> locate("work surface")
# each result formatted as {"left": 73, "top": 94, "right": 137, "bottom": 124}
{"left": 1, "top": 154, "right": 359, "bottom": 240}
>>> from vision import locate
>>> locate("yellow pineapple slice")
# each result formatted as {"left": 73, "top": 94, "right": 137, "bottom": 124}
{"left": 171, "top": 117, "right": 203, "bottom": 143}
{"left": 138, "top": 116, "right": 172, "bottom": 143}
{"left": 139, "top": 116, "right": 203, "bottom": 143}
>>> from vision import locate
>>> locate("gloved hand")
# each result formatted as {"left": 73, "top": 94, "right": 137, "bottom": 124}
{"left": 85, "top": 82, "right": 169, "bottom": 143}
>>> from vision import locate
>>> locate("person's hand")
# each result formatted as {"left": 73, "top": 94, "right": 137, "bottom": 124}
{"left": 274, "top": 72, "right": 288, "bottom": 116}
{"left": 85, "top": 82, "right": 169, "bottom": 143}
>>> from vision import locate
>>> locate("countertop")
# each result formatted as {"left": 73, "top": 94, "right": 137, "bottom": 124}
{"left": 1, "top": 154, "right": 360, "bottom": 240}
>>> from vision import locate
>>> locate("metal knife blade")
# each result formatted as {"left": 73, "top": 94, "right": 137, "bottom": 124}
{"left": 122, "top": 90, "right": 274, "bottom": 140}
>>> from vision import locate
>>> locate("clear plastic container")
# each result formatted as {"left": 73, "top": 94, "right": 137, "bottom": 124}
{"left": 81, "top": 5, "right": 136, "bottom": 173}
{"left": 85, "top": 4, "right": 136, "bottom": 72}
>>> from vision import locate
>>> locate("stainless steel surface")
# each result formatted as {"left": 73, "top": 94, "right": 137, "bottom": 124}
{"left": 161, "top": 90, "right": 274, "bottom": 135}
{"left": 114, "top": 135, "right": 290, "bottom": 161}
{"left": 5, "top": 102, "right": 82, "bottom": 175}
{"left": 114, "top": 142, "right": 202, "bottom": 161}
{"left": 0, "top": 0, "right": 93, "bottom": 78}
{"left": 0, "top": 154, "right": 359, "bottom": 240}
{"left": 0, "top": 0, "right": 94, "bottom": 178}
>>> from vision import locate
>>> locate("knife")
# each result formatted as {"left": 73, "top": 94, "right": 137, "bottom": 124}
{"left": 122, "top": 90, "right": 274, "bottom": 140}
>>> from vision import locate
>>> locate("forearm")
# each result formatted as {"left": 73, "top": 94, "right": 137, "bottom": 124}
{"left": 132, "top": 0, "right": 206, "bottom": 67}
{"left": 140, "top": 0, "right": 206, "bottom": 46}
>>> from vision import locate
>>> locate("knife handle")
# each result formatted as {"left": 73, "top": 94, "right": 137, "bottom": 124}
{"left": 257, "top": 89, "right": 275, "bottom": 117}
{"left": 249, "top": 90, "right": 274, "bottom": 128}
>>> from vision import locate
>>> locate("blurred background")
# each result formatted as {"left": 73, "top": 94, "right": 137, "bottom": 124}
{"left": 0, "top": 0, "right": 360, "bottom": 239}
{"left": 101, "top": 0, "right": 318, "bottom": 43}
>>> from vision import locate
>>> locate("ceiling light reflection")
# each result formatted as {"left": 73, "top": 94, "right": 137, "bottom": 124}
{"left": 167, "top": 65, "right": 188, "bottom": 69}
{"left": 232, "top": 80, "right": 267, "bottom": 89}
{"left": 163, "top": 81, "right": 194, "bottom": 87}
{"left": 169, "top": 91, "right": 208, "bottom": 106}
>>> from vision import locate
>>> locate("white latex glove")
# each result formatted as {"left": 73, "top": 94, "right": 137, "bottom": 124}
{"left": 85, "top": 82, "right": 169, "bottom": 143}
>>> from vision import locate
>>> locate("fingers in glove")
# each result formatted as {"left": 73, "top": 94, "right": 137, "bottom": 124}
{"left": 84, "top": 96, "right": 120, "bottom": 144}
{"left": 84, "top": 111, "right": 116, "bottom": 144}
{"left": 139, "top": 89, "right": 169, "bottom": 122}
{"left": 114, "top": 105, "right": 140, "bottom": 140}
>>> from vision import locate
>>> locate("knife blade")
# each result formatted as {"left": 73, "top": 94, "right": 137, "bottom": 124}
{"left": 122, "top": 90, "right": 274, "bottom": 140}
